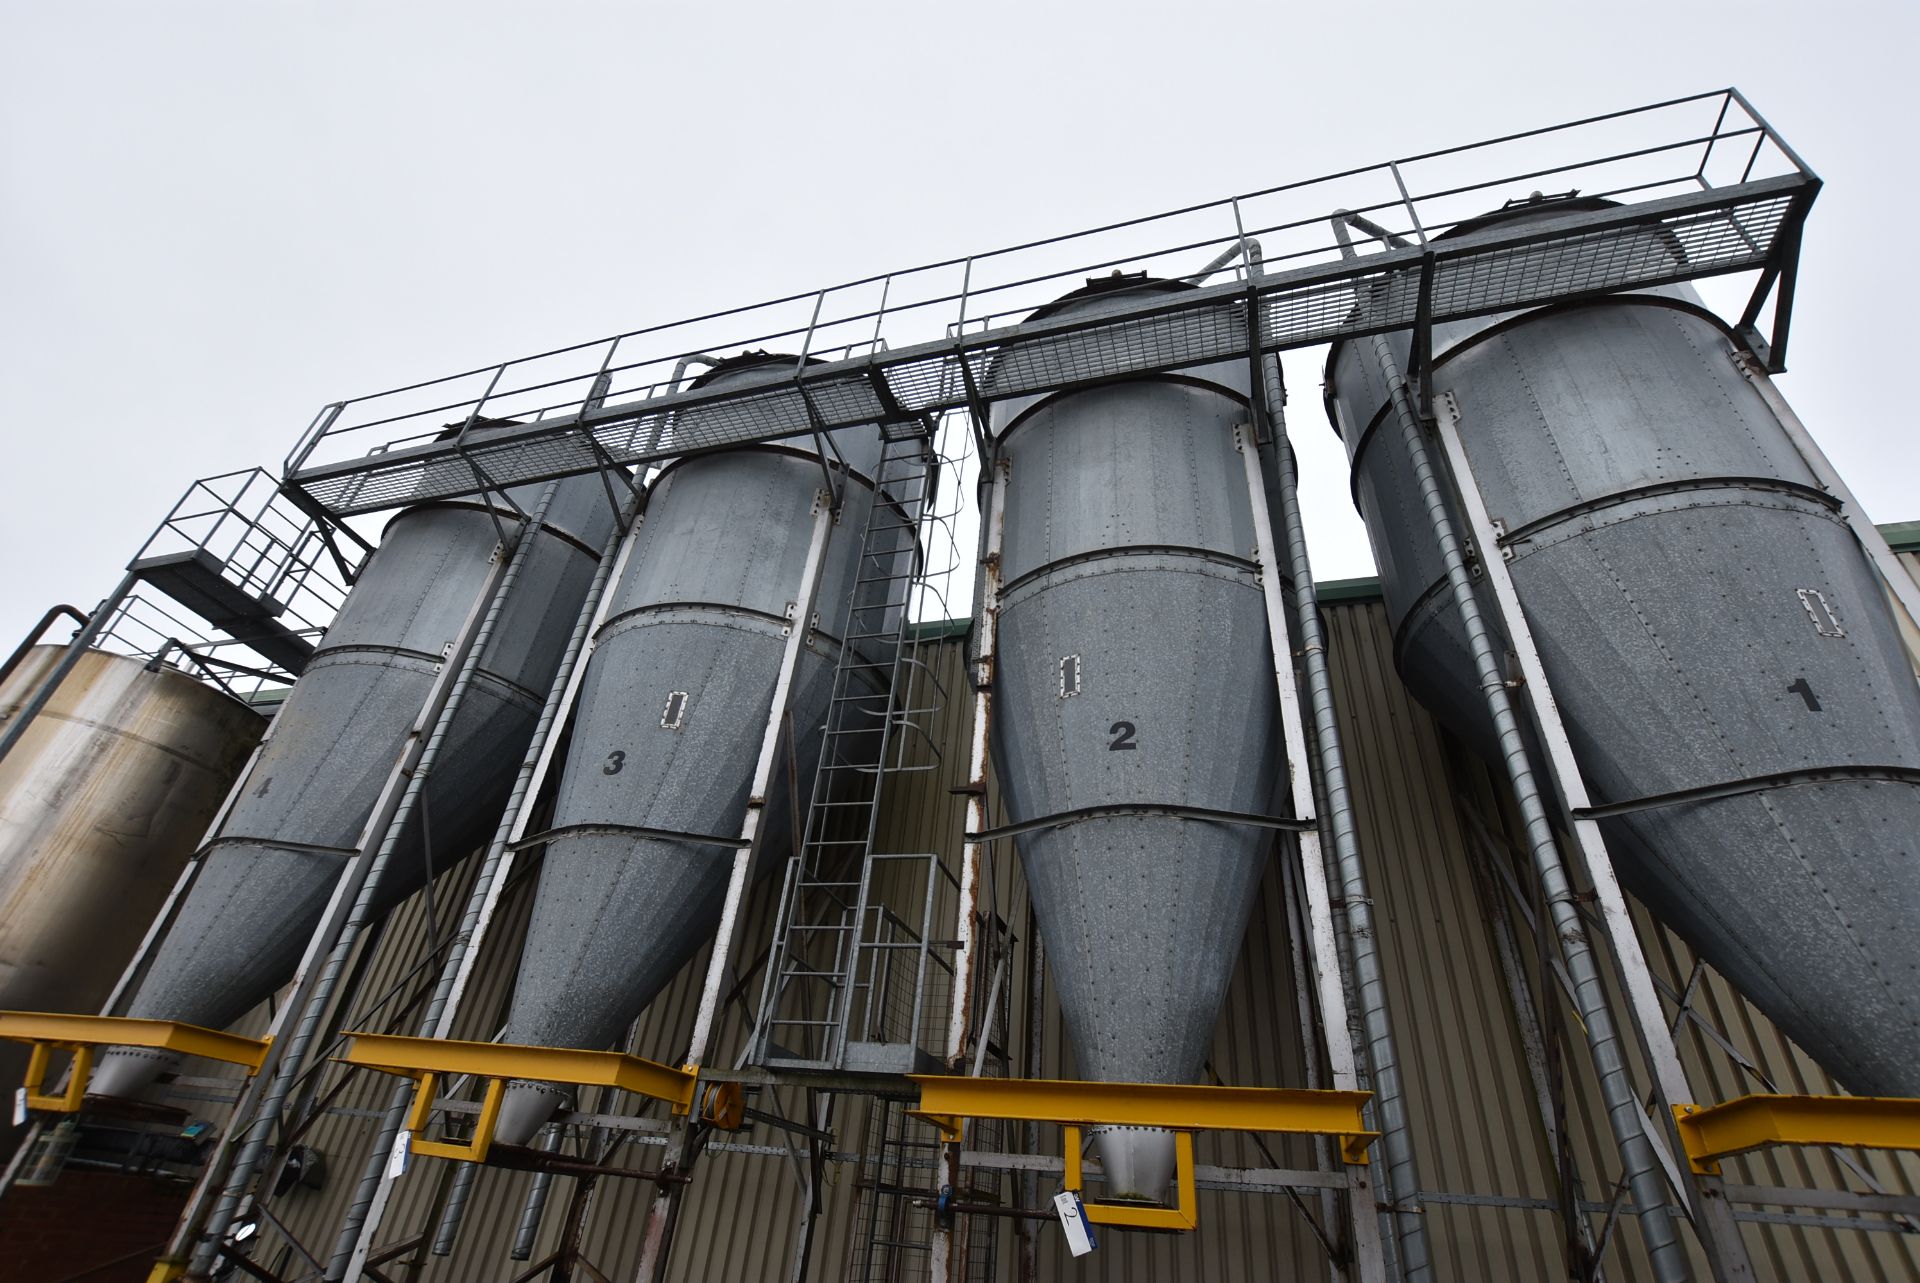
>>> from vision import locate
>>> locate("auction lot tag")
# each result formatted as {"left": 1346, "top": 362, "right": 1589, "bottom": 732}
{"left": 1052, "top": 1190, "right": 1097, "bottom": 1257}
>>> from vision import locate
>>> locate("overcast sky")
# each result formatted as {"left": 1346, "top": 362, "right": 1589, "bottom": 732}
{"left": 3, "top": 0, "right": 1915, "bottom": 656}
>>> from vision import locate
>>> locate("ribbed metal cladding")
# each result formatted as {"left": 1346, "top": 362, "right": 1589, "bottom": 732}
{"left": 230, "top": 594, "right": 1920, "bottom": 1282}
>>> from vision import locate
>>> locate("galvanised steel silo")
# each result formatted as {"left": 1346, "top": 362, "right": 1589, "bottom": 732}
{"left": 492, "top": 354, "right": 887, "bottom": 1145}
{"left": 1328, "top": 197, "right": 1920, "bottom": 1097}
{"left": 987, "top": 276, "right": 1282, "bottom": 1199}
{"left": 91, "top": 457, "right": 616, "bottom": 1098}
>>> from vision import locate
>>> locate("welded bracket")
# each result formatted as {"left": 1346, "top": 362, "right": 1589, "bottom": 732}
{"left": 0, "top": 1012, "right": 272, "bottom": 1114}
{"left": 1673, "top": 1093, "right": 1920, "bottom": 1175}
{"left": 339, "top": 1032, "right": 744, "bottom": 1166}
{"left": 906, "top": 1075, "right": 1377, "bottom": 1232}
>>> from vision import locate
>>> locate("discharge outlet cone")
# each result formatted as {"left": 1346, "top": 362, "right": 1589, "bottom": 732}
{"left": 91, "top": 463, "right": 614, "bottom": 1101}
{"left": 988, "top": 277, "right": 1283, "bottom": 1202}
{"left": 491, "top": 357, "right": 886, "bottom": 1145}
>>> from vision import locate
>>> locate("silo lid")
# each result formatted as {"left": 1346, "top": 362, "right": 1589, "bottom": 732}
{"left": 1438, "top": 192, "right": 1619, "bottom": 240}
{"left": 1022, "top": 272, "right": 1195, "bottom": 324}
{"left": 688, "top": 350, "right": 819, "bottom": 389}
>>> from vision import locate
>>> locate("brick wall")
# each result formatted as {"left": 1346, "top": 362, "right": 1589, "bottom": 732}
{"left": 0, "top": 1167, "right": 187, "bottom": 1283}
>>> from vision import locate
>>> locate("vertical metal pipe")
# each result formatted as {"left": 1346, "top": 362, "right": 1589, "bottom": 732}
{"left": 432, "top": 1159, "right": 483, "bottom": 1256}
{"left": 509, "top": 1132, "right": 562, "bottom": 1261}
{"left": 329, "top": 487, "right": 645, "bottom": 1280}
{"left": 931, "top": 451, "right": 1005, "bottom": 1283}
{"left": 1431, "top": 397, "right": 1757, "bottom": 1282}
{"left": 1368, "top": 334, "right": 1691, "bottom": 1283}
{"left": 0, "top": 571, "right": 136, "bottom": 767}
{"left": 1235, "top": 421, "right": 1386, "bottom": 1282}
{"left": 188, "top": 482, "right": 564, "bottom": 1280}
{"left": 0, "top": 603, "right": 89, "bottom": 688}
{"left": 1259, "top": 352, "right": 1431, "bottom": 1283}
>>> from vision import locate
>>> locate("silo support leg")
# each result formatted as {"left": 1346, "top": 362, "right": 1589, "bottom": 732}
{"left": 1372, "top": 340, "right": 1694, "bottom": 1282}
{"left": 1253, "top": 336, "right": 1436, "bottom": 1283}
{"left": 1429, "top": 393, "right": 1757, "bottom": 1283}
{"left": 634, "top": 494, "right": 839, "bottom": 1283}
{"left": 1233, "top": 423, "right": 1386, "bottom": 1283}
{"left": 930, "top": 455, "right": 1006, "bottom": 1283}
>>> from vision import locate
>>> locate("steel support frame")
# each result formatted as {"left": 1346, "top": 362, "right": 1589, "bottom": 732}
{"left": 630, "top": 486, "right": 842, "bottom": 1283}
{"left": 329, "top": 486, "right": 647, "bottom": 1280}
{"left": 1428, "top": 393, "right": 1758, "bottom": 1282}
{"left": 169, "top": 482, "right": 561, "bottom": 1282}
{"left": 1367, "top": 339, "right": 1694, "bottom": 1283}
{"left": 1236, "top": 420, "right": 1390, "bottom": 1282}
{"left": 1253, "top": 338, "right": 1432, "bottom": 1281}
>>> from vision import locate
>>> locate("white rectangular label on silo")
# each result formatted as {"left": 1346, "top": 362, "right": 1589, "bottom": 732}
{"left": 11, "top": 1088, "right": 23, "bottom": 1127}
{"left": 1052, "top": 1190, "right": 1097, "bottom": 1257}
{"left": 387, "top": 1130, "right": 412, "bottom": 1179}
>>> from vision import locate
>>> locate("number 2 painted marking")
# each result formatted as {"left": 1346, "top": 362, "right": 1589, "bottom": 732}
{"left": 1108, "top": 721, "right": 1137, "bottom": 751}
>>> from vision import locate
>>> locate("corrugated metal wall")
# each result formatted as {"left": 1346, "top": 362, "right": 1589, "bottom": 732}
{"left": 222, "top": 557, "right": 1920, "bottom": 1283}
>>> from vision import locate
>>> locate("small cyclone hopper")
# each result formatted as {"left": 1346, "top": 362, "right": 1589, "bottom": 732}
{"left": 91, "top": 450, "right": 616, "bottom": 1098}
{"left": 986, "top": 276, "right": 1283, "bottom": 1199}
{"left": 492, "top": 354, "right": 887, "bottom": 1145}
{"left": 1327, "top": 197, "right": 1920, "bottom": 1096}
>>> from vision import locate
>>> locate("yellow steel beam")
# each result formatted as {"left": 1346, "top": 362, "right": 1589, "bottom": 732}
{"left": 0, "top": 1011, "right": 271, "bottom": 1069}
{"left": 907, "top": 1074, "right": 1378, "bottom": 1163}
{"left": 340, "top": 1032, "right": 700, "bottom": 1113}
{"left": 0, "top": 1011, "right": 273, "bottom": 1114}
{"left": 340, "top": 1032, "right": 746, "bottom": 1166}
{"left": 1674, "top": 1094, "right": 1920, "bottom": 1175}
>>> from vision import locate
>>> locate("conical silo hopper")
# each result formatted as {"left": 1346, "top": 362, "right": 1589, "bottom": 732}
{"left": 91, "top": 459, "right": 616, "bottom": 1098}
{"left": 492, "top": 355, "right": 886, "bottom": 1144}
{"left": 1327, "top": 196, "right": 1920, "bottom": 1096}
{"left": 986, "top": 276, "right": 1283, "bottom": 1199}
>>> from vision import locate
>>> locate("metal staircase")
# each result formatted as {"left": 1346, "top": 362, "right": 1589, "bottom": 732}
{"left": 752, "top": 425, "right": 952, "bottom": 1072}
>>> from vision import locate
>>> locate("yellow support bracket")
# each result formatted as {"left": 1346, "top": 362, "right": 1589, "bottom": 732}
{"left": 0, "top": 1011, "right": 272, "bottom": 1114}
{"left": 1673, "top": 1094, "right": 1920, "bottom": 1175}
{"left": 339, "top": 1032, "right": 744, "bottom": 1166}
{"left": 907, "top": 1075, "right": 1378, "bottom": 1233}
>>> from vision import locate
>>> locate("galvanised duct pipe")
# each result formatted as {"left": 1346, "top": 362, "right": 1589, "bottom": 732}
{"left": 1259, "top": 350, "right": 1429, "bottom": 1283}
{"left": 0, "top": 603, "right": 89, "bottom": 688}
{"left": 188, "top": 481, "right": 566, "bottom": 1280}
{"left": 1366, "top": 332, "right": 1690, "bottom": 1283}
{"left": 0, "top": 573, "right": 134, "bottom": 767}
{"left": 509, "top": 1136, "right": 562, "bottom": 1260}
{"left": 431, "top": 1157, "right": 482, "bottom": 1256}
{"left": 325, "top": 485, "right": 644, "bottom": 1280}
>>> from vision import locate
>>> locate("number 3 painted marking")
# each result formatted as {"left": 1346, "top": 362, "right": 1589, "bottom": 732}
{"left": 603, "top": 750, "right": 626, "bottom": 775}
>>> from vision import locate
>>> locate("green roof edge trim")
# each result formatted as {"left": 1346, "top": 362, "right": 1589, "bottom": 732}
{"left": 1881, "top": 520, "right": 1920, "bottom": 554}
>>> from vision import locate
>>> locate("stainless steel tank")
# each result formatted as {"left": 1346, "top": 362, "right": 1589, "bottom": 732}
{"left": 1328, "top": 197, "right": 1920, "bottom": 1097}
{"left": 92, "top": 465, "right": 617, "bottom": 1098}
{"left": 0, "top": 645, "right": 260, "bottom": 1048}
{"left": 987, "top": 276, "right": 1281, "bottom": 1198}
{"left": 493, "top": 355, "right": 888, "bottom": 1144}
